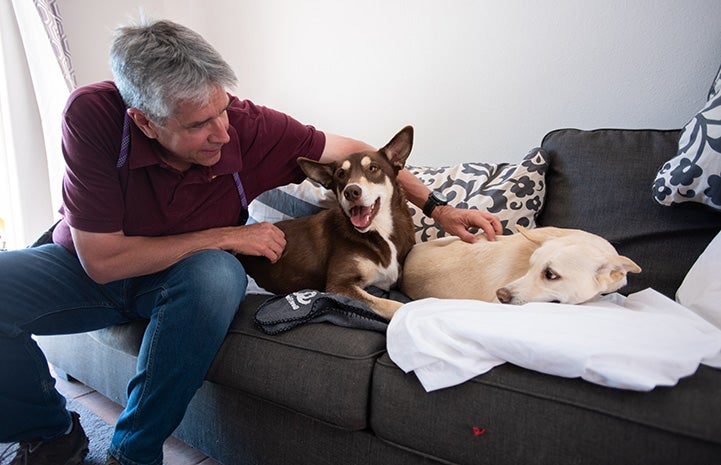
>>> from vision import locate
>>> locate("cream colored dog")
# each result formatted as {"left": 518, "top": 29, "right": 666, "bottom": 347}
{"left": 400, "top": 226, "right": 641, "bottom": 305}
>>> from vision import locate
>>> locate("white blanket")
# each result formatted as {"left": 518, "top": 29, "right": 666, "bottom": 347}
{"left": 387, "top": 289, "right": 721, "bottom": 392}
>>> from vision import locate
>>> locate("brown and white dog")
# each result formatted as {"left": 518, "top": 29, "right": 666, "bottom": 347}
{"left": 401, "top": 226, "right": 641, "bottom": 305}
{"left": 239, "top": 126, "right": 416, "bottom": 319}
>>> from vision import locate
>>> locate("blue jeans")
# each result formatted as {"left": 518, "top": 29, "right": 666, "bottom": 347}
{"left": 0, "top": 244, "right": 247, "bottom": 465}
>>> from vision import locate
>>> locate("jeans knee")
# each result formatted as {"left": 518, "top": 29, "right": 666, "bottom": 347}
{"left": 174, "top": 250, "right": 247, "bottom": 319}
{"left": 188, "top": 249, "right": 246, "bottom": 292}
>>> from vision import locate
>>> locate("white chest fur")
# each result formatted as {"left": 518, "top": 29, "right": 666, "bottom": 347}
{"left": 354, "top": 223, "right": 400, "bottom": 291}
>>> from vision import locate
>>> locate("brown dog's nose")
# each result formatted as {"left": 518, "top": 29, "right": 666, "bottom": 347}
{"left": 496, "top": 288, "right": 512, "bottom": 304}
{"left": 344, "top": 184, "right": 362, "bottom": 201}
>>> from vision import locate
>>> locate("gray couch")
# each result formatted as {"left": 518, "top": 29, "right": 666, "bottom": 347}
{"left": 38, "top": 128, "right": 721, "bottom": 465}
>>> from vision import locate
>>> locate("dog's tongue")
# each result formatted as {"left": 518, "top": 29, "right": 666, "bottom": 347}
{"left": 351, "top": 206, "right": 373, "bottom": 229}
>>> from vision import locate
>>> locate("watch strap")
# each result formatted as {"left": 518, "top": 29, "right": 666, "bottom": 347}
{"left": 423, "top": 191, "right": 447, "bottom": 217}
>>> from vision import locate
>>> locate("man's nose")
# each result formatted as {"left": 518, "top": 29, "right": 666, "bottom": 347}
{"left": 209, "top": 117, "right": 230, "bottom": 144}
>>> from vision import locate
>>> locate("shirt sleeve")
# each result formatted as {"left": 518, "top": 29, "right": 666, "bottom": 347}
{"left": 60, "top": 87, "right": 127, "bottom": 233}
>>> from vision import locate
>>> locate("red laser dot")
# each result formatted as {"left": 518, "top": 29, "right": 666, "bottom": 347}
{"left": 472, "top": 426, "right": 486, "bottom": 436}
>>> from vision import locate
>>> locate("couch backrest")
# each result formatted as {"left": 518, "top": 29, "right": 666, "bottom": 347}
{"left": 538, "top": 128, "right": 721, "bottom": 299}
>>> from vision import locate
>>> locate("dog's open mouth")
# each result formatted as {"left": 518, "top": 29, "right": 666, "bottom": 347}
{"left": 349, "top": 198, "right": 380, "bottom": 229}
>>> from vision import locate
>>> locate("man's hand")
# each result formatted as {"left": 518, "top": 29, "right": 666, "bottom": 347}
{"left": 230, "top": 222, "right": 286, "bottom": 263}
{"left": 396, "top": 169, "right": 503, "bottom": 243}
{"left": 431, "top": 205, "right": 503, "bottom": 243}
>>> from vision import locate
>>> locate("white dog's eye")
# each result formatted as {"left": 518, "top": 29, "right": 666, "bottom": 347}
{"left": 544, "top": 268, "right": 560, "bottom": 281}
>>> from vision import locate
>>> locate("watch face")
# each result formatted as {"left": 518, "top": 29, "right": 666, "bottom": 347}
{"left": 432, "top": 191, "right": 448, "bottom": 204}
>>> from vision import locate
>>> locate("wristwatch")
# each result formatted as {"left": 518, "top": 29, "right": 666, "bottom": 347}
{"left": 422, "top": 190, "right": 448, "bottom": 217}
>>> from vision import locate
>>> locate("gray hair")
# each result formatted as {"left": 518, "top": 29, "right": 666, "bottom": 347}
{"left": 109, "top": 19, "right": 238, "bottom": 124}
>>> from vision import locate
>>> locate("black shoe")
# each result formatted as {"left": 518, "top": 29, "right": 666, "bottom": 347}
{"left": 8, "top": 411, "right": 89, "bottom": 465}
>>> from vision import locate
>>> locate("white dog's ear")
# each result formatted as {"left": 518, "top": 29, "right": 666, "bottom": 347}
{"left": 597, "top": 255, "right": 642, "bottom": 284}
{"left": 516, "top": 226, "right": 556, "bottom": 246}
{"left": 518, "top": 226, "right": 584, "bottom": 245}
{"left": 517, "top": 226, "right": 544, "bottom": 245}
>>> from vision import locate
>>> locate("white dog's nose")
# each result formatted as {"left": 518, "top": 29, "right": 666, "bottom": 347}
{"left": 496, "top": 287, "right": 512, "bottom": 304}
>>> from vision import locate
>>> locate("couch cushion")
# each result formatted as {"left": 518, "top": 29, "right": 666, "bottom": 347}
{"left": 371, "top": 353, "right": 721, "bottom": 465}
{"left": 207, "top": 294, "right": 387, "bottom": 430}
{"left": 88, "top": 319, "right": 147, "bottom": 355}
{"left": 538, "top": 128, "right": 721, "bottom": 298}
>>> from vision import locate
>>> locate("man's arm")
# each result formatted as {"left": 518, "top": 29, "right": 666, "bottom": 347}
{"left": 71, "top": 222, "right": 286, "bottom": 284}
{"left": 321, "top": 133, "right": 502, "bottom": 242}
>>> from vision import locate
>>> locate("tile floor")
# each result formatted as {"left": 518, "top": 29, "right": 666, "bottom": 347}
{"left": 52, "top": 366, "right": 221, "bottom": 465}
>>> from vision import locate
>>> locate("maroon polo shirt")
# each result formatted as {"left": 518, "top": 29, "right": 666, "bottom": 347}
{"left": 52, "top": 81, "right": 325, "bottom": 254}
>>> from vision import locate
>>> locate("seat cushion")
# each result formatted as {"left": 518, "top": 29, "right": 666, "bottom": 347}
{"left": 370, "top": 354, "right": 721, "bottom": 465}
{"left": 88, "top": 318, "right": 147, "bottom": 355}
{"left": 207, "top": 294, "right": 387, "bottom": 430}
{"left": 87, "top": 294, "right": 387, "bottom": 430}
{"left": 538, "top": 128, "right": 721, "bottom": 298}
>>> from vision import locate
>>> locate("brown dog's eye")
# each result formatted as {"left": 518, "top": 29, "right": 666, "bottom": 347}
{"left": 336, "top": 169, "right": 346, "bottom": 179}
{"left": 544, "top": 268, "right": 560, "bottom": 281}
{"left": 368, "top": 164, "right": 379, "bottom": 173}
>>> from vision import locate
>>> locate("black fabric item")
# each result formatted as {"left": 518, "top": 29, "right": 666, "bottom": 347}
{"left": 538, "top": 128, "right": 721, "bottom": 298}
{"left": 254, "top": 287, "right": 410, "bottom": 334}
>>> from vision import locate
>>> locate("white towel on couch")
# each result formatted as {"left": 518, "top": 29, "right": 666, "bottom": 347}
{"left": 387, "top": 288, "right": 721, "bottom": 392}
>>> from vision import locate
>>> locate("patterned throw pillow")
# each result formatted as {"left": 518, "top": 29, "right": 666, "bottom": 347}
{"left": 708, "top": 63, "right": 721, "bottom": 100}
{"left": 248, "top": 148, "right": 549, "bottom": 242}
{"left": 407, "top": 148, "right": 548, "bottom": 241}
{"left": 653, "top": 68, "right": 721, "bottom": 211}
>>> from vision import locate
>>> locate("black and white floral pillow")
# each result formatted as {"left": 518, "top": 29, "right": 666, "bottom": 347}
{"left": 248, "top": 148, "right": 549, "bottom": 243}
{"left": 653, "top": 67, "right": 721, "bottom": 211}
{"left": 407, "top": 148, "right": 549, "bottom": 241}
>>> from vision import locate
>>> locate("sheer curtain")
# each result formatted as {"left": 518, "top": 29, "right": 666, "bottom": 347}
{"left": 0, "top": 0, "right": 75, "bottom": 249}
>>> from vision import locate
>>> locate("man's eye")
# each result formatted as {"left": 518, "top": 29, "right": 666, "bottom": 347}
{"left": 187, "top": 122, "right": 207, "bottom": 130}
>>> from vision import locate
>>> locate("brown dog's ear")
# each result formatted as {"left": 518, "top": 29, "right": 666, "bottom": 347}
{"left": 297, "top": 157, "right": 336, "bottom": 189}
{"left": 379, "top": 126, "right": 414, "bottom": 170}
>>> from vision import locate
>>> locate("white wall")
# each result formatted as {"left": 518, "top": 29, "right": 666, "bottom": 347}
{"left": 59, "top": 0, "right": 721, "bottom": 165}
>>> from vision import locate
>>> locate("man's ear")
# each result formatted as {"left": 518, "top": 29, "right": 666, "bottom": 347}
{"left": 127, "top": 108, "right": 158, "bottom": 139}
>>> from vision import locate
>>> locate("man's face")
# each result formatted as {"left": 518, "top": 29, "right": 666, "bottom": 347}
{"left": 147, "top": 85, "right": 231, "bottom": 172}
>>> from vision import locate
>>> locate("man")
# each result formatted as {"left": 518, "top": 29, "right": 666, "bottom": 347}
{"left": 0, "top": 19, "right": 501, "bottom": 465}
